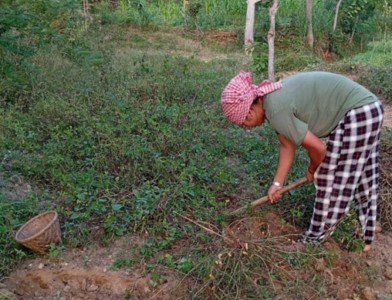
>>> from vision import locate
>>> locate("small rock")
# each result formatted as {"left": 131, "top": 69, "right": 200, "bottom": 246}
{"left": 314, "top": 258, "right": 326, "bottom": 272}
{"left": 362, "top": 287, "right": 376, "bottom": 300}
{"left": 384, "top": 267, "right": 392, "bottom": 280}
{"left": 87, "top": 284, "right": 99, "bottom": 292}
{"left": 353, "top": 293, "right": 361, "bottom": 300}
{"left": 68, "top": 279, "right": 79, "bottom": 290}
{"left": 38, "top": 263, "right": 44, "bottom": 269}
{"left": 63, "top": 285, "right": 71, "bottom": 292}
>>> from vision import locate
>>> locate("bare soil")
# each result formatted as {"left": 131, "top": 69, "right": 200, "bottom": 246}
{"left": 3, "top": 235, "right": 190, "bottom": 300}
{"left": 382, "top": 101, "right": 392, "bottom": 128}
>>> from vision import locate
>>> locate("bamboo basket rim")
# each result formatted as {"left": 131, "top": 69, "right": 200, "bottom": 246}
{"left": 15, "top": 211, "right": 59, "bottom": 243}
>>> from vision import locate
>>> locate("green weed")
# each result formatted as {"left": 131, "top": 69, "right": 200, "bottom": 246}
{"left": 0, "top": 294, "right": 12, "bottom": 300}
{"left": 0, "top": 189, "right": 40, "bottom": 275}
{"left": 331, "top": 212, "right": 365, "bottom": 252}
{"left": 48, "top": 242, "right": 64, "bottom": 258}
{"left": 123, "top": 289, "right": 133, "bottom": 300}
{"left": 111, "top": 258, "right": 137, "bottom": 270}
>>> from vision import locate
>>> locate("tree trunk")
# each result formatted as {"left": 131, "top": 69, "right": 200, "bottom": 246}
{"left": 306, "top": 0, "right": 314, "bottom": 49}
{"left": 349, "top": 15, "right": 359, "bottom": 46}
{"left": 268, "top": 0, "right": 279, "bottom": 81}
{"left": 183, "top": 0, "right": 189, "bottom": 13}
{"left": 333, "top": 0, "right": 343, "bottom": 32}
{"left": 83, "top": 0, "right": 90, "bottom": 30}
{"left": 244, "top": 0, "right": 261, "bottom": 52}
{"left": 245, "top": 0, "right": 257, "bottom": 48}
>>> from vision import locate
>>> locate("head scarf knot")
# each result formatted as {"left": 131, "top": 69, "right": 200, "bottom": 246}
{"left": 221, "top": 71, "right": 282, "bottom": 125}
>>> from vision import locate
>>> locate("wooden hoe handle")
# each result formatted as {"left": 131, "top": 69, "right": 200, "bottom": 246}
{"left": 231, "top": 177, "right": 308, "bottom": 215}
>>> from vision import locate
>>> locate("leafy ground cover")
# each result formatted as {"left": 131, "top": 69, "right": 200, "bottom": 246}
{"left": 1, "top": 13, "right": 392, "bottom": 300}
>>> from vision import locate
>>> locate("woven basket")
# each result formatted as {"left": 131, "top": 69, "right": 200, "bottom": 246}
{"left": 15, "top": 211, "right": 62, "bottom": 253}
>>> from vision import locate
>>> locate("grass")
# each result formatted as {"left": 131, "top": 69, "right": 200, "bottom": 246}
{"left": 1, "top": 2, "right": 392, "bottom": 297}
{"left": 0, "top": 22, "right": 324, "bottom": 293}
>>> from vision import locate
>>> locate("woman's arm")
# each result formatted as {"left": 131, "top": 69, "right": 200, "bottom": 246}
{"left": 268, "top": 134, "right": 296, "bottom": 202}
{"left": 301, "top": 130, "right": 326, "bottom": 181}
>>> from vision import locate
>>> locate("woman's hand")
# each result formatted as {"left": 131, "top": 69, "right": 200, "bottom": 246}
{"left": 268, "top": 185, "right": 282, "bottom": 203}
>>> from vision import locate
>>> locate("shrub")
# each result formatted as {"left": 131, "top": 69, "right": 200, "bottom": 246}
{"left": 358, "top": 65, "right": 392, "bottom": 103}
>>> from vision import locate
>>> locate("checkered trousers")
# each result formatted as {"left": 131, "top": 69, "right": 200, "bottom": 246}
{"left": 303, "top": 100, "right": 384, "bottom": 245}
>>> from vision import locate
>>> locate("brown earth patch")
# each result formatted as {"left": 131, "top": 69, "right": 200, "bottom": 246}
{"left": 4, "top": 235, "right": 189, "bottom": 300}
{"left": 6, "top": 266, "right": 184, "bottom": 300}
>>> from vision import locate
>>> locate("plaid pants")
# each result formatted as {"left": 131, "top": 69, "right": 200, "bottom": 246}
{"left": 303, "top": 101, "right": 384, "bottom": 245}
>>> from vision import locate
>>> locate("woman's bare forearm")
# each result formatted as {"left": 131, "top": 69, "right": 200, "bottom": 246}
{"left": 301, "top": 131, "right": 326, "bottom": 174}
{"left": 274, "top": 134, "right": 296, "bottom": 184}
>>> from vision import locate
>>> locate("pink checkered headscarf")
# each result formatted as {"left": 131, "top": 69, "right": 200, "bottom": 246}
{"left": 221, "top": 71, "right": 282, "bottom": 125}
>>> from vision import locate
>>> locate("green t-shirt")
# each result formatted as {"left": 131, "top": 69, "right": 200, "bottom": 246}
{"left": 263, "top": 71, "right": 378, "bottom": 146}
